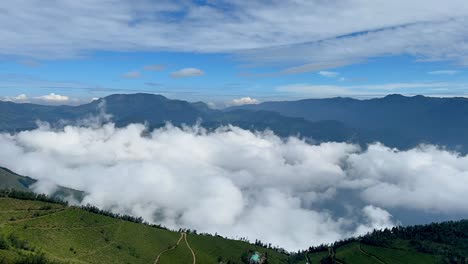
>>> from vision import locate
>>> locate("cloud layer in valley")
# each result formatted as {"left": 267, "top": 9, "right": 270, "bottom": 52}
{"left": 1, "top": 121, "right": 468, "bottom": 250}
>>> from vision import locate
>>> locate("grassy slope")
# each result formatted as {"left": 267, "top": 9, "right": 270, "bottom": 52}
{"left": 0, "top": 197, "right": 288, "bottom": 264}
{"left": 0, "top": 168, "right": 32, "bottom": 192}
{"left": 158, "top": 234, "right": 193, "bottom": 264}
{"left": 361, "top": 244, "right": 441, "bottom": 264}
{"left": 0, "top": 167, "right": 84, "bottom": 201}
{"left": 335, "top": 242, "right": 379, "bottom": 264}
{"left": 187, "top": 234, "right": 288, "bottom": 264}
{"left": 306, "top": 242, "right": 441, "bottom": 264}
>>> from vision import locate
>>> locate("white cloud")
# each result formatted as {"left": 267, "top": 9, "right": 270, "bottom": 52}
{"left": 428, "top": 70, "right": 460, "bottom": 75}
{"left": 227, "top": 97, "right": 260, "bottom": 106}
{"left": 0, "top": 1, "right": 466, "bottom": 71}
{"left": 143, "top": 64, "right": 165, "bottom": 71}
{"left": 277, "top": 82, "right": 468, "bottom": 98}
{"left": 2, "top": 94, "right": 29, "bottom": 103}
{"left": 2, "top": 121, "right": 468, "bottom": 250}
{"left": 170, "top": 68, "right": 204, "bottom": 78}
{"left": 353, "top": 205, "right": 395, "bottom": 236}
{"left": 0, "top": 123, "right": 375, "bottom": 251}
{"left": 35, "top": 93, "right": 69, "bottom": 103}
{"left": 122, "top": 71, "right": 142, "bottom": 79}
{"left": 345, "top": 144, "right": 468, "bottom": 213}
{"left": 318, "top": 71, "right": 339, "bottom": 78}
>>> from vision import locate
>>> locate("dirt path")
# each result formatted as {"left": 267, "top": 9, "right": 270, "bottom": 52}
{"left": 358, "top": 243, "right": 387, "bottom": 264}
{"left": 153, "top": 233, "right": 185, "bottom": 264}
{"left": 6, "top": 208, "right": 66, "bottom": 223}
{"left": 183, "top": 233, "right": 196, "bottom": 264}
{"left": 153, "top": 233, "right": 196, "bottom": 264}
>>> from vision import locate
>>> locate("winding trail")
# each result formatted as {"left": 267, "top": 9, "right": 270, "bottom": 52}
{"left": 153, "top": 233, "right": 184, "bottom": 264}
{"left": 183, "top": 233, "right": 196, "bottom": 264}
{"left": 6, "top": 208, "right": 66, "bottom": 223}
{"left": 153, "top": 233, "right": 196, "bottom": 264}
{"left": 358, "top": 243, "right": 387, "bottom": 264}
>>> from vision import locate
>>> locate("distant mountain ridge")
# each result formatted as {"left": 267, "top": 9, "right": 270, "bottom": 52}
{"left": 229, "top": 94, "right": 468, "bottom": 151}
{"left": 0, "top": 167, "right": 84, "bottom": 201}
{"left": 0, "top": 93, "right": 358, "bottom": 144}
{"left": 3, "top": 93, "right": 468, "bottom": 151}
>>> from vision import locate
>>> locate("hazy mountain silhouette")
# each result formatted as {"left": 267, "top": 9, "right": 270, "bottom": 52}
{"left": 0, "top": 93, "right": 357, "bottom": 144}
{"left": 229, "top": 94, "right": 468, "bottom": 151}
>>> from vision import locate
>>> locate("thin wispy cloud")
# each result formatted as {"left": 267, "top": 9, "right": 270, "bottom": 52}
{"left": 18, "top": 59, "right": 41, "bottom": 68}
{"left": 428, "top": 70, "right": 460, "bottom": 75}
{"left": 143, "top": 64, "right": 166, "bottom": 71}
{"left": 122, "top": 71, "right": 142, "bottom": 79}
{"left": 0, "top": 1, "right": 466, "bottom": 72}
{"left": 277, "top": 82, "right": 468, "bottom": 98}
{"left": 171, "top": 68, "right": 204, "bottom": 78}
{"left": 318, "top": 71, "right": 339, "bottom": 78}
{"left": 144, "top": 82, "right": 162, "bottom": 87}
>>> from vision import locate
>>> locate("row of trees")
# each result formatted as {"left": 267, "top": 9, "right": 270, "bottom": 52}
{"left": 361, "top": 222, "right": 468, "bottom": 263}
{"left": 0, "top": 189, "right": 68, "bottom": 205}
{"left": 0, "top": 189, "right": 169, "bottom": 231}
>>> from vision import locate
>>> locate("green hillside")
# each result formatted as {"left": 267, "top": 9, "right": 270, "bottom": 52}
{"left": 1, "top": 166, "right": 468, "bottom": 264}
{"left": 0, "top": 167, "right": 84, "bottom": 202}
{"left": 292, "top": 220, "right": 468, "bottom": 264}
{"left": 0, "top": 192, "right": 288, "bottom": 264}
{"left": 303, "top": 242, "right": 442, "bottom": 264}
{"left": 1, "top": 191, "right": 468, "bottom": 263}
{"left": 0, "top": 167, "right": 35, "bottom": 192}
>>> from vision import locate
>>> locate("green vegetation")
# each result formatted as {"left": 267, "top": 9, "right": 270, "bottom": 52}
{"left": 0, "top": 167, "right": 34, "bottom": 192}
{"left": 2, "top": 190, "right": 468, "bottom": 264}
{"left": 294, "top": 220, "right": 468, "bottom": 264}
{"left": 0, "top": 167, "right": 84, "bottom": 202}
{"left": 1, "top": 180, "right": 468, "bottom": 263}
{"left": 0, "top": 192, "right": 288, "bottom": 264}
{"left": 361, "top": 244, "right": 440, "bottom": 264}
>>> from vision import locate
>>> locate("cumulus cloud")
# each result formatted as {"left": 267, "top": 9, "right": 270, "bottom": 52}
{"left": 34, "top": 93, "right": 69, "bottom": 103}
{"left": 227, "top": 97, "right": 260, "bottom": 106}
{"left": 2, "top": 119, "right": 468, "bottom": 250}
{"left": 345, "top": 144, "right": 468, "bottom": 213}
{"left": 122, "top": 71, "right": 142, "bottom": 79}
{"left": 170, "top": 68, "right": 204, "bottom": 78}
{"left": 353, "top": 206, "right": 395, "bottom": 236}
{"left": 318, "top": 71, "right": 339, "bottom": 78}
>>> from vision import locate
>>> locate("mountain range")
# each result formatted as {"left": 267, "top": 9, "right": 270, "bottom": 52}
{"left": 2, "top": 93, "right": 468, "bottom": 152}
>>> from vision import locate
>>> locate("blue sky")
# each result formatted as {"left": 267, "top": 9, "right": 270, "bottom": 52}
{"left": 1, "top": 1, "right": 468, "bottom": 106}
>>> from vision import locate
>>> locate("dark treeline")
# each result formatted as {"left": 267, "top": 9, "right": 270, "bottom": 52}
{"left": 361, "top": 221, "right": 468, "bottom": 263}
{"left": 290, "top": 221, "right": 468, "bottom": 264}
{"left": 79, "top": 204, "right": 167, "bottom": 230}
{"left": 0, "top": 189, "right": 168, "bottom": 231}
{"left": 0, "top": 189, "right": 68, "bottom": 205}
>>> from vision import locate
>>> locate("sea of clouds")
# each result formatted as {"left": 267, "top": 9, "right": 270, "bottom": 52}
{"left": 1, "top": 121, "right": 468, "bottom": 251}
